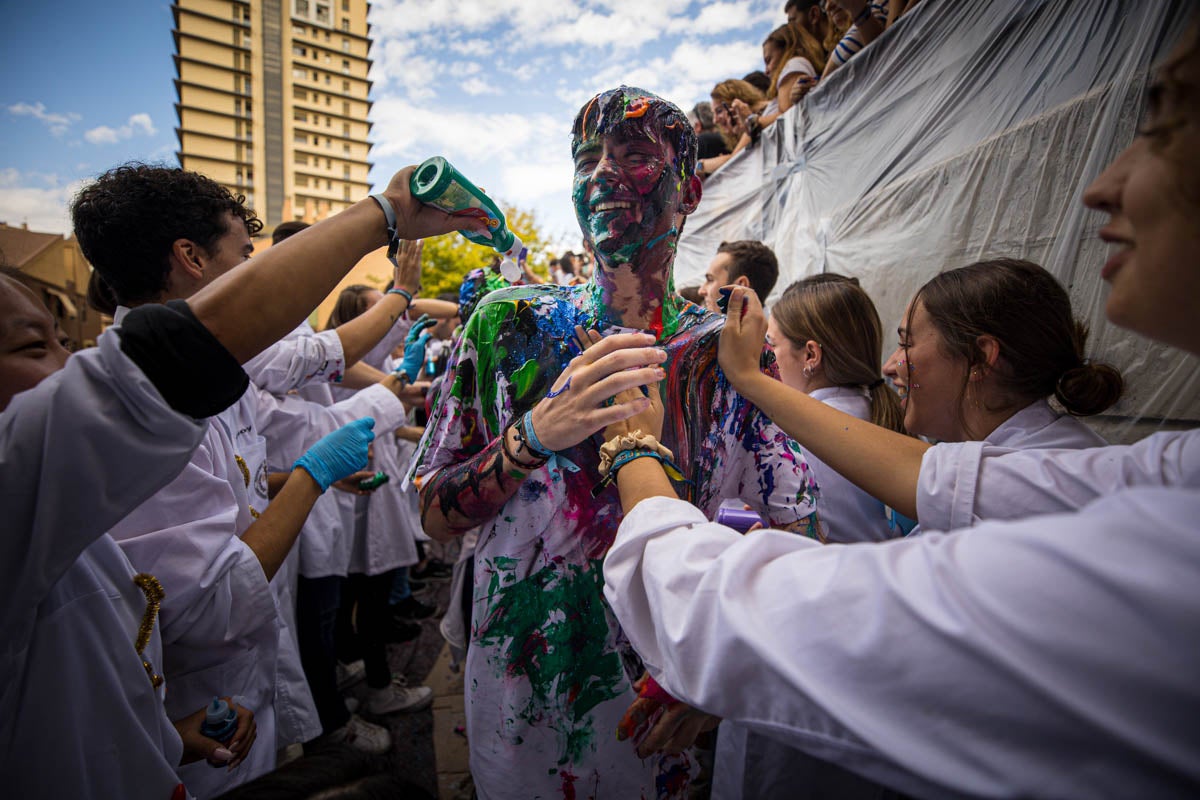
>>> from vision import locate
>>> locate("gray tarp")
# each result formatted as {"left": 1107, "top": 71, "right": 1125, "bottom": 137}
{"left": 675, "top": 0, "right": 1198, "bottom": 442}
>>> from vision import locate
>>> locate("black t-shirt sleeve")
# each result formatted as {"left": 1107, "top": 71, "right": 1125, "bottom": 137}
{"left": 118, "top": 300, "right": 249, "bottom": 418}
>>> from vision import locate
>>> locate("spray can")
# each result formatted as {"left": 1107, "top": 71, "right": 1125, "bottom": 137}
{"left": 410, "top": 156, "right": 524, "bottom": 282}
{"left": 200, "top": 696, "right": 238, "bottom": 744}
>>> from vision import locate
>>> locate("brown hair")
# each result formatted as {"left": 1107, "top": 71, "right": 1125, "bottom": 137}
{"left": 711, "top": 79, "right": 768, "bottom": 150}
{"left": 764, "top": 24, "right": 825, "bottom": 92}
{"left": 717, "top": 240, "right": 780, "bottom": 301}
{"left": 325, "top": 283, "right": 378, "bottom": 329}
{"left": 910, "top": 259, "right": 1123, "bottom": 435}
{"left": 773, "top": 273, "right": 906, "bottom": 433}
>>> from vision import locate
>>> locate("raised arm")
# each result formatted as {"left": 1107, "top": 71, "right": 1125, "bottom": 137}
{"left": 189, "top": 167, "right": 485, "bottom": 365}
{"left": 720, "top": 287, "right": 928, "bottom": 519}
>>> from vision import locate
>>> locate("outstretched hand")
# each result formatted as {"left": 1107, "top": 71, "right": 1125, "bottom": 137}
{"left": 395, "top": 316, "right": 435, "bottom": 381}
{"left": 295, "top": 417, "right": 375, "bottom": 491}
{"left": 391, "top": 238, "right": 423, "bottom": 295}
{"left": 528, "top": 330, "right": 666, "bottom": 453}
{"left": 718, "top": 286, "right": 768, "bottom": 389}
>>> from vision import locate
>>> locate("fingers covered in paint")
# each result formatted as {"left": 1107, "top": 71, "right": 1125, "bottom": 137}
{"left": 384, "top": 165, "right": 490, "bottom": 241}
{"left": 634, "top": 703, "right": 720, "bottom": 759}
{"left": 532, "top": 332, "right": 665, "bottom": 452}
{"left": 717, "top": 285, "right": 768, "bottom": 388}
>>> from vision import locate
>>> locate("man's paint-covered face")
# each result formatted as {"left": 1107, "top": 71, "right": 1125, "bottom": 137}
{"left": 571, "top": 87, "right": 700, "bottom": 272}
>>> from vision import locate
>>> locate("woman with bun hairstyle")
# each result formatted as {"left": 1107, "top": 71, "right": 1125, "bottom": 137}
{"left": 886, "top": 258, "right": 1122, "bottom": 450}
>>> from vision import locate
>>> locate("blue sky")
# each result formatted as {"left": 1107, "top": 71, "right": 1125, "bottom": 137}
{"left": 1, "top": 0, "right": 779, "bottom": 250}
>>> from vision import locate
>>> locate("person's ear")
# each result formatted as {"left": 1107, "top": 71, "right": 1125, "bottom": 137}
{"left": 973, "top": 334, "right": 1001, "bottom": 379}
{"left": 733, "top": 275, "right": 752, "bottom": 289}
{"left": 679, "top": 174, "right": 702, "bottom": 215}
{"left": 171, "top": 238, "right": 205, "bottom": 281}
{"left": 805, "top": 339, "right": 822, "bottom": 369}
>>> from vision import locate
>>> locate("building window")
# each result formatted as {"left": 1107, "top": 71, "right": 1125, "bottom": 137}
{"left": 297, "top": 154, "right": 308, "bottom": 165}
{"left": 343, "top": 143, "right": 350, "bottom": 153}
{"left": 326, "top": 179, "right": 333, "bottom": 190}
{"left": 325, "top": 74, "right": 331, "bottom": 84}
{"left": 341, "top": 19, "right": 350, "bottom": 32}
{"left": 343, "top": 185, "right": 351, "bottom": 200}
{"left": 294, "top": 132, "right": 308, "bottom": 144}
{"left": 342, "top": 0, "right": 349, "bottom": 10}
{"left": 314, "top": 135, "right": 321, "bottom": 144}
{"left": 293, "top": 67, "right": 306, "bottom": 80}
{"left": 293, "top": 87, "right": 307, "bottom": 100}
{"left": 326, "top": 116, "right": 332, "bottom": 127}
{"left": 343, "top": 165, "right": 350, "bottom": 178}
{"left": 316, "top": 4, "right": 330, "bottom": 23}
{"left": 326, "top": 158, "right": 332, "bottom": 168}
{"left": 325, "top": 138, "right": 332, "bottom": 148}
{"left": 342, "top": 60, "right": 351, "bottom": 74}
{"left": 342, "top": 122, "right": 350, "bottom": 136}
{"left": 295, "top": 0, "right": 310, "bottom": 15}
{"left": 326, "top": 95, "right": 331, "bottom": 105}
{"left": 342, "top": 38, "right": 350, "bottom": 52}
{"left": 296, "top": 175, "right": 308, "bottom": 187}
{"left": 294, "top": 110, "right": 308, "bottom": 122}
{"left": 342, "top": 80, "right": 350, "bottom": 92}
{"left": 293, "top": 45, "right": 306, "bottom": 57}
{"left": 342, "top": 100, "right": 350, "bottom": 115}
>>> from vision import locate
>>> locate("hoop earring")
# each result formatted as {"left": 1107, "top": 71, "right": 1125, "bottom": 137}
{"left": 802, "top": 366, "right": 814, "bottom": 378}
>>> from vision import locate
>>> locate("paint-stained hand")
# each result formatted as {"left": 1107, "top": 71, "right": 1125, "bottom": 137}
{"left": 718, "top": 286, "right": 769, "bottom": 390}
{"left": 634, "top": 702, "right": 720, "bottom": 758}
{"left": 383, "top": 166, "right": 490, "bottom": 241}
{"left": 391, "top": 239, "right": 424, "bottom": 295}
{"left": 529, "top": 330, "right": 666, "bottom": 453}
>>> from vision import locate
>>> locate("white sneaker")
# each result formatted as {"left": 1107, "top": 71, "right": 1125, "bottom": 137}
{"left": 344, "top": 696, "right": 360, "bottom": 714}
{"left": 327, "top": 714, "right": 391, "bottom": 754}
{"left": 336, "top": 659, "right": 366, "bottom": 691}
{"left": 365, "top": 675, "right": 434, "bottom": 714}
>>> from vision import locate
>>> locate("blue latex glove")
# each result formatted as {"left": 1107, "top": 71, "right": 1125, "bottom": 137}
{"left": 396, "top": 315, "right": 436, "bottom": 382}
{"left": 294, "top": 417, "right": 376, "bottom": 491}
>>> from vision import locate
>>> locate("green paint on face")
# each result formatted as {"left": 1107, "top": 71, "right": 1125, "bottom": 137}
{"left": 477, "top": 556, "right": 625, "bottom": 765}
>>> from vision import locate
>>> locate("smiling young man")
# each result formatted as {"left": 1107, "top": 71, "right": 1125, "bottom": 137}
{"left": 408, "top": 86, "right": 820, "bottom": 799}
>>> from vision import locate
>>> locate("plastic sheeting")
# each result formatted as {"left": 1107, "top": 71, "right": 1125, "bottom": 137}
{"left": 675, "top": 0, "right": 1199, "bottom": 443}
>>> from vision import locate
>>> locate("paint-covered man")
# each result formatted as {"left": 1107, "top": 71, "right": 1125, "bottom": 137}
{"left": 409, "top": 86, "right": 820, "bottom": 799}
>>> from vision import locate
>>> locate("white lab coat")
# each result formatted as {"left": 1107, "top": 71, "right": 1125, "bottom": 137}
{"left": 714, "top": 400, "right": 1115, "bottom": 798}
{"left": 0, "top": 331, "right": 203, "bottom": 799}
{"left": 330, "top": 320, "right": 425, "bottom": 575}
{"left": 914, "top": 403, "right": 1191, "bottom": 532}
{"left": 604, "top": 492, "right": 1200, "bottom": 798}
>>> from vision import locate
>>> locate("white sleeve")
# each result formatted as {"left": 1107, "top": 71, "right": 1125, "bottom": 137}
{"left": 255, "top": 382, "right": 407, "bottom": 470}
{"left": 107, "top": 427, "right": 276, "bottom": 647}
{"left": 917, "top": 429, "right": 1200, "bottom": 529}
{"left": 242, "top": 328, "right": 346, "bottom": 394}
{"left": 0, "top": 331, "right": 205, "bottom": 650}
{"left": 603, "top": 492, "right": 1200, "bottom": 798}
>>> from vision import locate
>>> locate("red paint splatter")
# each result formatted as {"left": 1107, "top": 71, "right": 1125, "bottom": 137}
{"left": 561, "top": 768, "right": 578, "bottom": 800}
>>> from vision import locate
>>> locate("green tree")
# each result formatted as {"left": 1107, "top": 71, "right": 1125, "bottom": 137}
{"left": 420, "top": 204, "right": 555, "bottom": 297}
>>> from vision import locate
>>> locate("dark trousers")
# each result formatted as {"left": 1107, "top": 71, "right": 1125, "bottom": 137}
{"left": 296, "top": 574, "right": 350, "bottom": 734}
{"left": 336, "top": 569, "right": 398, "bottom": 689}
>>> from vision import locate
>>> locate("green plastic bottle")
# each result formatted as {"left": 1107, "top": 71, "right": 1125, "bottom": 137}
{"left": 410, "top": 156, "right": 524, "bottom": 282}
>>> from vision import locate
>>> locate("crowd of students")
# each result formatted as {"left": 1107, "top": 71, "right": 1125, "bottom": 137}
{"left": 1, "top": 8, "right": 1196, "bottom": 800}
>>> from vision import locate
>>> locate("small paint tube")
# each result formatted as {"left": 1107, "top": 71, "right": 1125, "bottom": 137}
{"left": 357, "top": 471, "right": 390, "bottom": 490}
{"left": 715, "top": 504, "right": 764, "bottom": 533}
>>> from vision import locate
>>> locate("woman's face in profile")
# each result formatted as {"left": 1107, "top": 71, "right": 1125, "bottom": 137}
{"left": 1083, "top": 27, "right": 1200, "bottom": 355}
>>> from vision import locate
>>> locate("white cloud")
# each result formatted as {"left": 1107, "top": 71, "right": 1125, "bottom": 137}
{"left": 462, "top": 76, "right": 501, "bottom": 95}
{"left": 7, "top": 102, "right": 81, "bottom": 137}
{"left": 83, "top": 113, "right": 157, "bottom": 145}
{"left": 370, "top": 38, "right": 440, "bottom": 98}
{"left": 0, "top": 169, "right": 86, "bottom": 235}
{"left": 448, "top": 61, "right": 483, "bottom": 78}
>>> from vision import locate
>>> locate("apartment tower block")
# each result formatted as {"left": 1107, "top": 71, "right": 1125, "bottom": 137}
{"left": 173, "top": 0, "right": 373, "bottom": 227}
